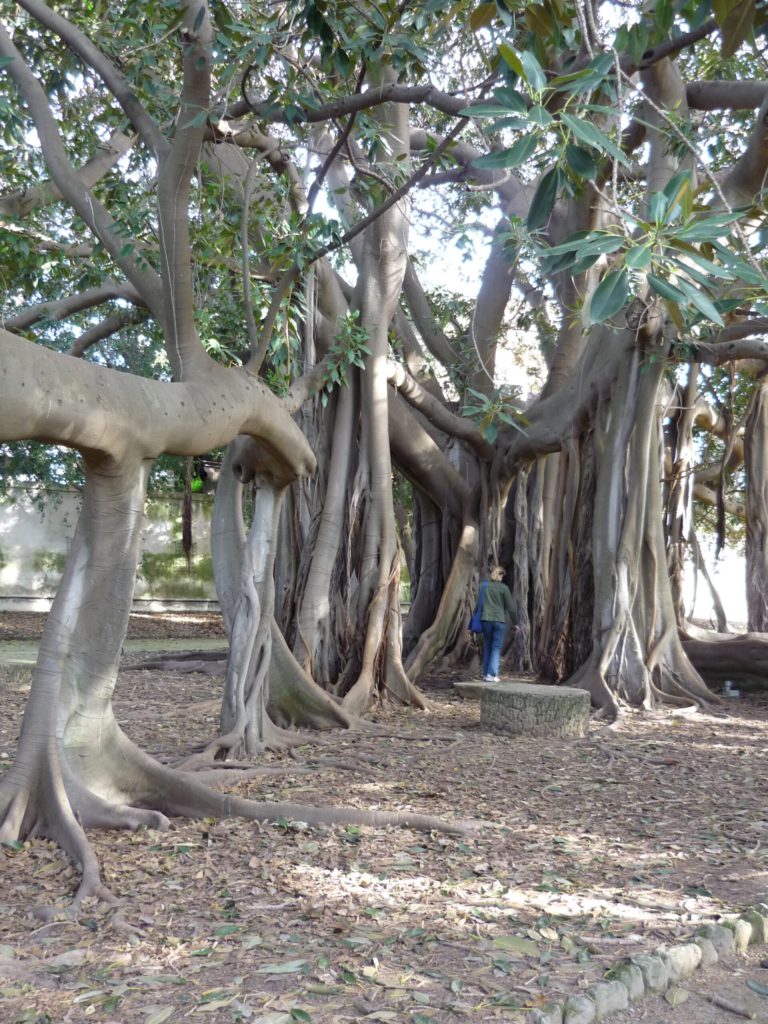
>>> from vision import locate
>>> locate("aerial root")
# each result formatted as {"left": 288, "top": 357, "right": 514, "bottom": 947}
{"left": 111, "top": 748, "right": 475, "bottom": 836}
{"left": 72, "top": 785, "right": 171, "bottom": 832}
{"left": 191, "top": 766, "right": 312, "bottom": 787}
{"left": 175, "top": 718, "right": 319, "bottom": 770}
{"left": 0, "top": 788, "right": 31, "bottom": 842}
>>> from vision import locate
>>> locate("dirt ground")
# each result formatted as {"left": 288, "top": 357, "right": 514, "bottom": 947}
{"left": 0, "top": 609, "right": 228, "bottom": 642}
{"left": 2, "top": 612, "right": 768, "bottom": 1023}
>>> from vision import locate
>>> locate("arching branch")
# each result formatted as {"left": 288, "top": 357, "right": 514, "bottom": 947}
{"left": 0, "top": 25, "right": 164, "bottom": 317}
{"left": 5, "top": 282, "right": 143, "bottom": 331}
{"left": 66, "top": 309, "right": 148, "bottom": 358}
{"left": 0, "top": 131, "right": 134, "bottom": 219}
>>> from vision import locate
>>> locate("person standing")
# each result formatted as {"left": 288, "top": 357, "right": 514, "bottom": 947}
{"left": 480, "top": 565, "right": 517, "bottom": 681}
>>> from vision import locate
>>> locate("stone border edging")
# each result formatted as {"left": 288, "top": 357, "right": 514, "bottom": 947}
{"left": 527, "top": 902, "right": 768, "bottom": 1023}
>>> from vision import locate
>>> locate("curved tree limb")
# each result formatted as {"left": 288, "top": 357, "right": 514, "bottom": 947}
{"left": 402, "top": 260, "right": 463, "bottom": 369}
{"left": 387, "top": 361, "right": 495, "bottom": 461}
{"left": 694, "top": 335, "right": 768, "bottom": 364}
{"left": 633, "top": 19, "right": 717, "bottom": 72}
{"left": 720, "top": 90, "right": 768, "bottom": 205}
{"left": 687, "top": 80, "right": 768, "bottom": 110}
{"left": 0, "top": 130, "right": 134, "bottom": 219}
{"left": 1, "top": 327, "right": 315, "bottom": 476}
{"left": 155, "top": 1, "right": 217, "bottom": 380}
{"left": 693, "top": 481, "right": 746, "bottom": 519}
{"left": 0, "top": 24, "right": 164, "bottom": 318}
{"left": 231, "top": 81, "right": 476, "bottom": 124}
{"left": 66, "top": 309, "right": 148, "bottom": 358}
{"left": 4, "top": 282, "right": 143, "bottom": 331}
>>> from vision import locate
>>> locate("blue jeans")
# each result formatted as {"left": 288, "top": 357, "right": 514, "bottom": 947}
{"left": 481, "top": 620, "right": 506, "bottom": 678}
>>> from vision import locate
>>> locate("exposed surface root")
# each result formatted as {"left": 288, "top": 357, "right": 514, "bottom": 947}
{"left": 139, "top": 752, "right": 475, "bottom": 835}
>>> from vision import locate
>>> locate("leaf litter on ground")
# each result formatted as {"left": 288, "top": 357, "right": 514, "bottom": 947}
{"left": 1, "top": 615, "right": 768, "bottom": 1022}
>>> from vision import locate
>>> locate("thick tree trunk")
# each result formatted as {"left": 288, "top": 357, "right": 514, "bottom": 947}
{"left": 292, "top": 381, "right": 357, "bottom": 681}
{"left": 745, "top": 378, "right": 768, "bottom": 630}
{"left": 0, "top": 459, "right": 162, "bottom": 904}
{"left": 566, "top": 332, "right": 715, "bottom": 714}
{"left": 210, "top": 440, "right": 357, "bottom": 750}
{"left": 402, "top": 492, "right": 447, "bottom": 655}
{"left": 665, "top": 367, "right": 698, "bottom": 621}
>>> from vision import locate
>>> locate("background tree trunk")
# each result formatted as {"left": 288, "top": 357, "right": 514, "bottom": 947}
{"left": 745, "top": 378, "right": 768, "bottom": 630}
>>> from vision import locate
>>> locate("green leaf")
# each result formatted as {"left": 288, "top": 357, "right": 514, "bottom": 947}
{"left": 528, "top": 105, "right": 553, "bottom": 127}
{"left": 527, "top": 166, "right": 560, "bottom": 231}
{"left": 470, "top": 2, "right": 495, "bottom": 31}
{"left": 675, "top": 278, "right": 724, "bottom": 325}
{"left": 486, "top": 115, "right": 530, "bottom": 131}
{"left": 498, "top": 43, "right": 523, "bottom": 78}
{"left": 565, "top": 144, "right": 597, "bottom": 180}
{"left": 256, "top": 959, "right": 309, "bottom": 974}
{"left": 647, "top": 273, "right": 686, "bottom": 304}
{"left": 746, "top": 978, "right": 768, "bottom": 995}
{"left": 540, "top": 231, "right": 623, "bottom": 275}
{"left": 719, "top": 0, "right": 756, "bottom": 57}
{"left": 549, "top": 52, "right": 614, "bottom": 94}
{"left": 662, "top": 171, "right": 694, "bottom": 220}
{"left": 625, "top": 244, "right": 652, "bottom": 269}
{"left": 493, "top": 86, "right": 529, "bottom": 112}
{"left": 587, "top": 269, "right": 629, "bottom": 324}
{"left": 615, "top": 23, "right": 650, "bottom": 64}
{"left": 519, "top": 49, "right": 547, "bottom": 92}
{"left": 670, "top": 247, "right": 735, "bottom": 280}
{"left": 524, "top": 3, "right": 552, "bottom": 37}
{"left": 560, "top": 113, "right": 631, "bottom": 168}
{"left": 649, "top": 191, "right": 668, "bottom": 224}
{"left": 459, "top": 102, "right": 525, "bottom": 117}
{"left": 474, "top": 134, "right": 538, "bottom": 170}
{"left": 536, "top": 230, "right": 590, "bottom": 256}
{"left": 654, "top": 0, "right": 673, "bottom": 35}
{"left": 675, "top": 211, "right": 746, "bottom": 241}
{"left": 669, "top": 258, "right": 720, "bottom": 291}
{"left": 491, "top": 935, "right": 539, "bottom": 956}
{"left": 711, "top": 243, "right": 767, "bottom": 285}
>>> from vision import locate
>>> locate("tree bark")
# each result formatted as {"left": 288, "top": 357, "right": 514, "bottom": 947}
{"left": 745, "top": 378, "right": 768, "bottom": 631}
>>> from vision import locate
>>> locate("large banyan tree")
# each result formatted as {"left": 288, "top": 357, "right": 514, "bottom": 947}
{"left": 4, "top": 0, "right": 768, "bottom": 892}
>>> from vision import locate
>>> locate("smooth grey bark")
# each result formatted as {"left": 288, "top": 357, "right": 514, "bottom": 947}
{"left": 745, "top": 378, "right": 768, "bottom": 631}
{"left": 210, "top": 440, "right": 357, "bottom": 743}
{"left": 665, "top": 366, "right": 699, "bottom": 622}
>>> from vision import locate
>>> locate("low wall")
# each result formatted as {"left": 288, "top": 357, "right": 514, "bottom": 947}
{"left": 0, "top": 487, "right": 218, "bottom": 606}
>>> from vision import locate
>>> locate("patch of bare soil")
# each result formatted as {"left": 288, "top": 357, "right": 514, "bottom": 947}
{"left": 1, "top": 636, "right": 768, "bottom": 1022}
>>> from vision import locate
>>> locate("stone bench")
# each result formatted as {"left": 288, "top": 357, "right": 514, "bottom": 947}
{"left": 454, "top": 680, "right": 590, "bottom": 738}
